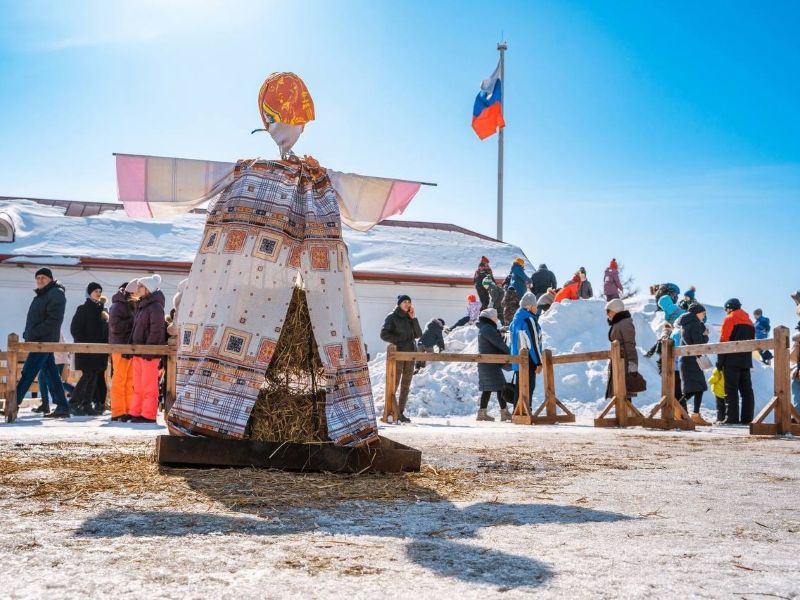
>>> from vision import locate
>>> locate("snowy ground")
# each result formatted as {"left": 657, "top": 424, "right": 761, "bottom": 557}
{"left": 1, "top": 412, "right": 799, "bottom": 599}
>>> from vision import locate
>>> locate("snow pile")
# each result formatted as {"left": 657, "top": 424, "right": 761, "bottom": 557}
{"left": 369, "top": 297, "right": 775, "bottom": 418}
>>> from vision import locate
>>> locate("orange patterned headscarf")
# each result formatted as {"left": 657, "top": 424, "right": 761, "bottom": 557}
{"left": 258, "top": 72, "right": 315, "bottom": 127}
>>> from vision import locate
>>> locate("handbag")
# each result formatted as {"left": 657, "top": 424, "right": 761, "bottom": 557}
{"left": 697, "top": 355, "right": 713, "bottom": 371}
{"left": 625, "top": 371, "right": 647, "bottom": 394}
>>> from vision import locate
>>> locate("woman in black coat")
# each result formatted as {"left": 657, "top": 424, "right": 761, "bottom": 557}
{"left": 69, "top": 282, "right": 109, "bottom": 415}
{"left": 476, "top": 308, "right": 511, "bottom": 422}
{"left": 676, "top": 304, "right": 710, "bottom": 425}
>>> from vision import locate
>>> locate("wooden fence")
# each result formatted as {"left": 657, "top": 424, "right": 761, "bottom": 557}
{"left": 2, "top": 333, "right": 176, "bottom": 423}
{"left": 381, "top": 326, "right": 799, "bottom": 436}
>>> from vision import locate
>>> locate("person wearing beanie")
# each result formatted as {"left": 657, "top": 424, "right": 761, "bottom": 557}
{"left": 603, "top": 260, "right": 623, "bottom": 301}
{"left": 509, "top": 258, "right": 531, "bottom": 298}
{"left": 536, "top": 287, "right": 557, "bottom": 313}
{"left": 481, "top": 275, "right": 506, "bottom": 322}
{"left": 415, "top": 317, "right": 447, "bottom": 371}
{"left": 675, "top": 304, "right": 711, "bottom": 425}
{"left": 476, "top": 308, "right": 512, "bottom": 422}
{"left": 554, "top": 276, "right": 581, "bottom": 303}
{"left": 12, "top": 267, "right": 70, "bottom": 419}
{"left": 473, "top": 257, "right": 495, "bottom": 310}
{"left": 501, "top": 283, "right": 521, "bottom": 326}
{"left": 108, "top": 282, "right": 138, "bottom": 421}
{"left": 679, "top": 286, "right": 699, "bottom": 311}
{"left": 644, "top": 321, "right": 683, "bottom": 403}
{"left": 604, "top": 299, "right": 642, "bottom": 403}
{"left": 509, "top": 291, "right": 544, "bottom": 406}
{"left": 129, "top": 275, "right": 166, "bottom": 423}
{"left": 530, "top": 263, "right": 557, "bottom": 299}
{"left": 380, "top": 294, "right": 422, "bottom": 423}
{"left": 69, "top": 282, "right": 109, "bottom": 416}
{"left": 451, "top": 294, "right": 483, "bottom": 331}
{"left": 752, "top": 308, "right": 773, "bottom": 365}
{"left": 719, "top": 298, "right": 755, "bottom": 424}
{"left": 166, "top": 278, "right": 189, "bottom": 338}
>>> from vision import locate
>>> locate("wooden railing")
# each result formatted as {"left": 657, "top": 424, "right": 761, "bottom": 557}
{"left": 2, "top": 333, "right": 177, "bottom": 423}
{"left": 381, "top": 326, "right": 799, "bottom": 436}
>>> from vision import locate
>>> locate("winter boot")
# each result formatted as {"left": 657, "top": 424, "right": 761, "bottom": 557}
{"left": 500, "top": 408, "right": 512, "bottom": 422}
{"left": 31, "top": 403, "right": 50, "bottom": 414}
{"left": 476, "top": 409, "right": 495, "bottom": 422}
{"left": 691, "top": 412, "right": 711, "bottom": 426}
{"left": 715, "top": 398, "right": 726, "bottom": 423}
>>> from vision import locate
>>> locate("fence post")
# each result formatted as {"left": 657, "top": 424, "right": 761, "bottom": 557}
{"left": 610, "top": 340, "right": 628, "bottom": 427}
{"left": 382, "top": 344, "right": 397, "bottom": 423}
{"left": 773, "top": 327, "right": 791, "bottom": 434}
{"left": 661, "top": 338, "right": 676, "bottom": 428}
{"left": 519, "top": 348, "right": 530, "bottom": 412}
{"left": 4, "top": 333, "right": 19, "bottom": 422}
{"left": 165, "top": 337, "right": 178, "bottom": 415}
{"left": 543, "top": 349, "right": 556, "bottom": 420}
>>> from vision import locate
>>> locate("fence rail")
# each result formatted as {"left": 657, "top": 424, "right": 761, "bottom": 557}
{"left": 2, "top": 333, "right": 176, "bottom": 423}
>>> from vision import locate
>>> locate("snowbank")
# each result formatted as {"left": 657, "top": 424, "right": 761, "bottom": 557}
{"left": 369, "top": 297, "right": 774, "bottom": 418}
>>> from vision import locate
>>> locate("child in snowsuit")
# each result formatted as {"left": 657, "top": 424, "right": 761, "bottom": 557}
{"left": 753, "top": 309, "right": 773, "bottom": 365}
{"left": 451, "top": 295, "right": 483, "bottom": 330}
{"left": 645, "top": 322, "right": 682, "bottom": 400}
{"left": 708, "top": 367, "right": 727, "bottom": 423}
{"left": 415, "top": 318, "right": 446, "bottom": 371}
{"left": 473, "top": 256, "right": 494, "bottom": 310}
{"left": 482, "top": 276, "right": 505, "bottom": 321}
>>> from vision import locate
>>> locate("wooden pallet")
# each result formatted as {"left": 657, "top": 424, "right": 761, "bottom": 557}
{"left": 155, "top": 435, "right": 422, "bottom": 473}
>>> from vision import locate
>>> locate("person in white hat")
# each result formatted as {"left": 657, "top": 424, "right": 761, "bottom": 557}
{"left": 129, "top": 274, "right": 166, "bottom": 423}
{"left": 476, "top": 308, "right": 512, "bottom": 422}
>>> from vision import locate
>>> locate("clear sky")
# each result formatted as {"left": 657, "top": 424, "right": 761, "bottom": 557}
{"left": 0, "top": 0, "right": 798, "bottom": 328}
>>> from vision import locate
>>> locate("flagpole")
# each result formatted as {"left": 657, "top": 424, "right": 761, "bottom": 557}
{"left": 496, "top": 41, "right": 507, "bottom": 241}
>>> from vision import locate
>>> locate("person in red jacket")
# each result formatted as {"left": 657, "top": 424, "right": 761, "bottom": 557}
{"left": 554, "top": 274, "right": 581, "bottom": 303}
{"left": 129, "top": 274, "right": 166, "bottom": 424}
{"left": 718, "top": 298, "right": 756, "bottom": 424}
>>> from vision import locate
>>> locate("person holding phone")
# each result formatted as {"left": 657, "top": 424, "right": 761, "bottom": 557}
{"left": 380, "top": 294, "right": 422, "bottom": 423}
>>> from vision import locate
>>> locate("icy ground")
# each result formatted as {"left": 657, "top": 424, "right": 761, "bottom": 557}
{"left": 1, "top": 414, "right": 799, "bottom": 599}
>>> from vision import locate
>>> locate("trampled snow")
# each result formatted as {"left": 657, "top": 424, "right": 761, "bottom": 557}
{"left": 369, "top": 297, "right": 774, "bottom": 419}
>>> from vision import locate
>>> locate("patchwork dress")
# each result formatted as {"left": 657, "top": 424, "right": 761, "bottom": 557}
{"left": 167, "top": 157, "right": 378, "bottom": 446}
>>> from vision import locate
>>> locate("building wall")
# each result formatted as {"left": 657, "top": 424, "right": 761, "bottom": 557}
{"left": 0, "top": 265, "right": 474, "bottom": 357}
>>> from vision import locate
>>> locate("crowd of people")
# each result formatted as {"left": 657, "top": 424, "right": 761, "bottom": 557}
{"left": 381, "top": 256, "right": 800, "bottom": 426}
{"left": 12, "top": 267, "right": 174, "bottom": 422}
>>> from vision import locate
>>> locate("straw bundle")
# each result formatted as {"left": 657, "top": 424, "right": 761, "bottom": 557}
{"left": 247, "top": 287, "right": 328, "bottom": 443}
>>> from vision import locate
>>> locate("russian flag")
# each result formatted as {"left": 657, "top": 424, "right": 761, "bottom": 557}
{"left": 472, "top": 61, "right": 505, "bottom": 140}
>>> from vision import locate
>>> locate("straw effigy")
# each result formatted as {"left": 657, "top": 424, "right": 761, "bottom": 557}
{"left": 246, "top": 287, "right": 328, "bottom": 443}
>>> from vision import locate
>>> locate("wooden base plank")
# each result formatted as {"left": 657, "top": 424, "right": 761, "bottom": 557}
{"left": 532, "top": 414, "right": 576, "bottom": 424}
{"left": 593, "top": 416, "right": 643, "bottom": 428}
{"left": 155, "top": 435, "right": 421, "bottom": 473}
{"left": 643, "top": 417, "right": 695, "bottom": 431}
{"left": 749, "top": 422, "right": 800, "bottom": 436}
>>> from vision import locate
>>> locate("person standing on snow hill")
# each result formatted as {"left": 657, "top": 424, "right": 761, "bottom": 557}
{"left": 502, "top": 284, "right": 521, "bottom": 326}
{"left": 530, "top": 264, "right": 557, "bottom": 299}
{"left": 510, "top": 292, "right": 544, "bottom": 405}
{"left": 69, "top": 282, "right": 109, "bottom": 416}
{"left": 604, "top": 298, "right": 642, "bottom": 403}
{"left": 603, "top": 259, "right": 623, "bottom": 300}
{"left": 679, "top": 286, "right": 698, "bottom": 311}
{"left": 109, "top": 281, "right": 138, "bottom": 422}
{"left": 676, "top": 304, "right": 711, "bottom": 426}
{"left": 654, "top": 284, "right": 686, "bottom": 325}
{"left": 554, "top": 274, "right": 581, "bottom": 303}
{"left": 719, "top": 298, "right": 756, "bottom": 424}
{"left": 752, "top": 309, "right": 773, "bottom": 365}
{"left": 476, "top": 308, "right": 513, "bottom": 422}
{"left": 645, "top": 321, "right": 682, "bottom": 401}
{"left": 482, "top": 275, "right": 505, "bottom": 320}
{"left": 129, "top": 274, "right": 166, "bottom": 424}
{"left": 509, "top": 257, "right": 531, "bottom": 298}
{"left": 578, "top": 267, "right": 593, "bottom": 299}
{"left": 15, "top": 267, "right": 71, "bottom": 419}
{"left": 415, "top": 318, "right": 446, "bottom": 371}
{"left": 380, "top": 294, "right": 422, "bottom": 423}
{"left": 473, "top": 256, "right": 494, "bottom": 310}
{"left": 537, "top": 287, "right": 556, "bottom": 313}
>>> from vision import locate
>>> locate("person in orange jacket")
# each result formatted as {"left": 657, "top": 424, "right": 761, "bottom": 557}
{"left": 718, "top": 298, "right": 756, "bottom": 424}
{"left": 554, "top": 273, "right": 581, "bottom": 303}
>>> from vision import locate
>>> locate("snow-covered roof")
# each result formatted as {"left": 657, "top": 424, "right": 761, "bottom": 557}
{"left": 0, "top": 199, "right": 532, "bottom": 281}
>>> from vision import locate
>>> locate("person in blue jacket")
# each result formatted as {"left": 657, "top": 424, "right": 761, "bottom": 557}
{"left": 509, "top": 258, "right": 531, "bottom": 298}
{"left": 753, "top": 308, "right": 773, "bottom": 365}
{"left": 657, "top": 291, "right": 687, "bottom": 325}
{"left": 509, "top": 292, "right": 543, "bottom": 406}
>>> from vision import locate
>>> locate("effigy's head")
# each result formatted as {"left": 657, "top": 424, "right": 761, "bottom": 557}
{"left": 258, "top": 72, "right": 315, "bottom": 156}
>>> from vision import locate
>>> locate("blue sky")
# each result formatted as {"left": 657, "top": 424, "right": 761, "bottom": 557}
{"left": 0, "top": 0, "right": 798, "bottom": 328}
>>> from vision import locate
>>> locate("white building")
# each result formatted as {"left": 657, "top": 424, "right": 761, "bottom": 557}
{"left": 0, "top": 198, "right": 533, "bottom": 355}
